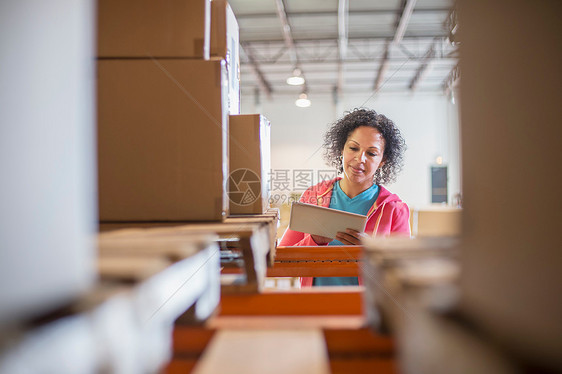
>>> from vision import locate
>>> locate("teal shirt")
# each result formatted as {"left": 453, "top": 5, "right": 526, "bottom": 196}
{"left": 314, "top": 181, "right": 379, "bottom": 287}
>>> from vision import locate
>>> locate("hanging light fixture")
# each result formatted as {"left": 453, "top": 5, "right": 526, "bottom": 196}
{"left": 286, "top": 68, "right": 305, "bottom": 86}
{"left": 295, "top": 92, "right": 311, "bottom": 108}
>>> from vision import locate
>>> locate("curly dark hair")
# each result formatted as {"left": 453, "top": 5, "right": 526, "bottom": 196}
{"left": 323, "top": 108, "right": 406, "bottom": 185}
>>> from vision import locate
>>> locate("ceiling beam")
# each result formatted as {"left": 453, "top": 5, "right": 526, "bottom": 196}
{"left": 242, "top": 33, "right": 450, "bottom": 44}
{"left": 338, "top": 0, "right": 348, "bottom": 61}
{"left": 235, "top": 8, "right": 451, "bottom": 20}
{"left": 274, "top": 0, "right": 310, "bottom": 91}
{"left": 239, "top": 56, "right": 457, "bottom": 66}
{"left": 274, "top": 0, "right": 298, "bottom": 65}
{"left": 241, "top": 86, "right": 448, "bottom": 96}
{"left": 443, "top": 64, "right": 460, "bottom": 95}
{"left": 336, "top": 0, "right": 349, "bottom": 95}
{"left": 241, "top": 37, "right": 454, "bottom": 64}
{"left": 240, "top": 43, "right": 273, "bottom": 99}
{"left": 372, "top": 0, "right": 417, "bottom": 91}
{"left": 409, "top": 41, "right": 436, "bottom": 91}
{"left": 373, "top": 41, "right": 390, "bottom": 91}
{"left": 444, "top": 8, "right": 459, "bottom": 45}
{"left": 393, "top": 0, "right": 418, "bottom": 44}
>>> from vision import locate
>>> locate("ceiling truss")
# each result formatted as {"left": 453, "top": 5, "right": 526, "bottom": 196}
{"left": 241, "top": 38, "right": 454, "bottom": 65}
{"left": 231, "top": 0, "right": 459, "bottom": 96}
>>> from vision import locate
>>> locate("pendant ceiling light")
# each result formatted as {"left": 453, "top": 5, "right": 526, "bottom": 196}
{"left": 295, "top": 92, "right": 311, "bottom": 108}
{"left": 286, "top": 68, "right": 305, "bottom": 86}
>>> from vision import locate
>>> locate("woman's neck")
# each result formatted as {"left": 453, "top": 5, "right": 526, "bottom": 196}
{"left": 339, "top": 177, "right": 374, "bottom": 199}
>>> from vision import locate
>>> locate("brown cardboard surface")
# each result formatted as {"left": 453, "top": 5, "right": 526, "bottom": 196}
{"left": 210, "top": 0, "right": 240, "bottom": 114}
{"left": 228, "top": 114, "right": 271, "bottom": 214}
{"left": 414, "top": 207, "right": 462, "bottom": 237}
{"left": 98, "top": 59, "right": 228, "bottom": 221}
{"left": 459, "top": 0, "right": 562, "bottom": 369}
{"left": 192, "top": 329, "right": 330, "bottom": 374}
{"left": 210, "top": 0, "right": 228, "bottom": 58}
{"left": 97, "top": 0, "right": 210, "bottom": 58}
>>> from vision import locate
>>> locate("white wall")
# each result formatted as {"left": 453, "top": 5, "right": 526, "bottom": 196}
{"left": 241, "top": 91, "right": 461, "bottom": 209}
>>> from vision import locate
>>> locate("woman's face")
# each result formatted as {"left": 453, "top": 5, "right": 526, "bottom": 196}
{"left": 341, "top": 126, "right": 386, "bottom": 187}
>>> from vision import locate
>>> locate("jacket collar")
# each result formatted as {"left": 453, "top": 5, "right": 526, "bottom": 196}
{"left": 318, "top": 177, "right": 401, "bottom": 217}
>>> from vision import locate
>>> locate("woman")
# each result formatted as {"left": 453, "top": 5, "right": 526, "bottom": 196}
{"left": 279, "top": 108, "right": 410, "bottom": 286}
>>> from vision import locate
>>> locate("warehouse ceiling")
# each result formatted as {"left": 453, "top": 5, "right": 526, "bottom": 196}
{"left": 228, "top": 0, "right": 459, "bottom": 99}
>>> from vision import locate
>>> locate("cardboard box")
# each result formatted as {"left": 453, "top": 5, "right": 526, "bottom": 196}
{"left": 97, "top": 0, "right": 211, "bottom": 58}
{"left": 228, "top": 114, "right": 271, "bottom": 214}
{"left": 97, "top": 59, "right": 229, "bottom": 221}
{"left": 413, "top": 207, "right": 462, "bottom": 237}
{"left": 211, "top": 0, "right": 240, "bottom": 114}
{"left": 459, "top": 1, "right": 562, "bottom": 367}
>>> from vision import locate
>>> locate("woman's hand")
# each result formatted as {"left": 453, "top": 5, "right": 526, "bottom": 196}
{"left": 335, "top": 229, "right": 366, "bottom": 245}
{"left": 310, "top": 234, "right": 332, "bottom": 245}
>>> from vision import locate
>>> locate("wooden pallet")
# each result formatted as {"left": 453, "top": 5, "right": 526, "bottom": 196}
{"left": 224, "top": 207, "right": 280, "bottom": 266}
{"left": 0, "top": 229, "right": 222, "bottom": 374}
{"left": 361, "top": 237, "right": 460, "bottom": 332}
{"left": 168, "top": 328, "right": 398, "bottom": 374}
{"left": 100, "top": 221, "right": 271, "bottom": 293}
{"left": 267, "top": 245, "right": 362, "bottom": 277}
{"left": 98, "top": 229, "right": 222, "bottom": 322}
{"left": 167, "top": 288, "right": 398, "bottom": 374}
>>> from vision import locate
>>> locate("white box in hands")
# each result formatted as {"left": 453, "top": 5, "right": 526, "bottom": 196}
{"left": 288, "top": 202, "right": 368, "bottom": 239}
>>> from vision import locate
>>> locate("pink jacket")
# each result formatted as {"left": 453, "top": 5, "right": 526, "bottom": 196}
{"left": 278, "top": 177, "right": 411, "bottom": 287}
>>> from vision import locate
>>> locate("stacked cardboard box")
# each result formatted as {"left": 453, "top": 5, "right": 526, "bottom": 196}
{"left": 98, "top": 59, "right": 229, "bottom": 221}
{"left": 411, "top": 207, "right": 462, "bottom": 237}
{"left": 97, "top": 0, "right": 211, "bottom": 59}
{"left": 97, "top": 0, "right": 240, "bottom": 221}
{"left": 228, "top": 114, "right": 271, "bottom": 214}
{"left": 211, "top": 0, "right": 241, "bottom": 115}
